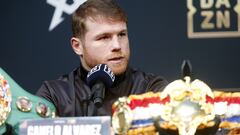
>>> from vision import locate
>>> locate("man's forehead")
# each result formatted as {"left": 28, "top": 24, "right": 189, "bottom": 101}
{"left": 86, "top": 16, "right": 126, "bottom": 26}
{"left": 85, "top": 17, "right": 127, "bottom": 34}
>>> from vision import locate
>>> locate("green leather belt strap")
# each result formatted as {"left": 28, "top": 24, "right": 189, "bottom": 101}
{"left": 0, "top": 67, "right": 56, "bottom": 134}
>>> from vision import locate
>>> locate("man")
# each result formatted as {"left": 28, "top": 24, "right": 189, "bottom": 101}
{"left": 36, "top": 0, "right": 167, "bottom": 117}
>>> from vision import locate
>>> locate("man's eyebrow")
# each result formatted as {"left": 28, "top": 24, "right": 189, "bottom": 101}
{"left": 94, "top": 29, "right": 128, "bottom": 38}
{"left": 95, "top": 32, "right": 111, "bottom": 38}
{"left": 119, "top": 29, "right": 128, "bottom": 33}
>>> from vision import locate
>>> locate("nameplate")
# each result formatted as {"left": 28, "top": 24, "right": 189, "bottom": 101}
{"left": 19, "top": 116, "right": 111, "bottom": 135}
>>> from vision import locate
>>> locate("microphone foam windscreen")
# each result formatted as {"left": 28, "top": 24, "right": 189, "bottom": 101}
{"left": 87, "top": 64, "right": 115, "bottom": 88}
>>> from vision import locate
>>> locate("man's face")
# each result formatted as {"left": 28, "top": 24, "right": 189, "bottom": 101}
{"left": 79, "top": 18, "right": 130, "bottom": 75}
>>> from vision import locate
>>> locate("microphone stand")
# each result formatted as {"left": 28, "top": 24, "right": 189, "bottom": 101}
{"left": 92, "top": 81, "right": 105, "bottom": 108}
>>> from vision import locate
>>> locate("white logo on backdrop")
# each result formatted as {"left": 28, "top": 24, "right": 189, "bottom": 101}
{"left": 47, "top": 0, "right": 87, "bottom": 31}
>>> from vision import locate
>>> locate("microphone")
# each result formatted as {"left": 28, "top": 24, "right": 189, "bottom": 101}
{"left": 87, "top": 64, "right": 115, "bottom": 108}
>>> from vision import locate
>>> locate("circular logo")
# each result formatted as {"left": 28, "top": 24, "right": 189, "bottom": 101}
{"left": 16, "top": 97, "right": 32, "bottom": 112}
{"left": 0, "top": 74, "right": 12, "bottom": 126}
{"left": 36, "top": 102, "right": 51, "bottom": 118}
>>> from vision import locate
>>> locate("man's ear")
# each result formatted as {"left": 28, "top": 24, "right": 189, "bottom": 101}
{"left": 71, "top": 37, "right": 83, "bottom": 55}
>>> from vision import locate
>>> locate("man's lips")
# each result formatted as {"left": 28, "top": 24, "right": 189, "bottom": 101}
{"left": 108, "top": 56, "right": 124, "bottom": 61}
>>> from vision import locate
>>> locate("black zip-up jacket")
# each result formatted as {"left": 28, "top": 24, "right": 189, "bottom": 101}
{"left": 36, "top": 66, "right": 168, "bottom": 117}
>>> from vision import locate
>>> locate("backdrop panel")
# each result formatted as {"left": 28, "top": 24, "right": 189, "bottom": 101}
{"left": 1, "top": 0, "right": 239, "bottom": 93}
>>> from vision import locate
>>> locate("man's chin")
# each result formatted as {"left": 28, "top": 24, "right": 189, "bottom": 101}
{"left": 111, "top": 67, "right": 127, "bottom": 75}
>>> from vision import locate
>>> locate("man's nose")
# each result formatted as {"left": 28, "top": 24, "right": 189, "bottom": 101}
{"left": 111, "top": 36, "right": 121, "bottom": 51}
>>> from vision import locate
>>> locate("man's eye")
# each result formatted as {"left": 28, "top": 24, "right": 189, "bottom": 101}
{"left": 97, "top": 36, "right": 109, "bottom": 40}
{"left": 118, "top": 32, "right": 126, "bottom": 37}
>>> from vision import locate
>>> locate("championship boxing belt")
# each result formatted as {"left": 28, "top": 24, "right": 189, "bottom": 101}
{"left": 112, "top": 76, "right": 240, "bottom": 135}
{"left": 213, "top": 90, "right": 240, "bottom": 133}
{"left": 0, "top": 68, "right": 56, "bottom": 134}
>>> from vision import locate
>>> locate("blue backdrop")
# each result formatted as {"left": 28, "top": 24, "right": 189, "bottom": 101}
{"left": 1, "top": 0, "right": 239, "bottom": 93}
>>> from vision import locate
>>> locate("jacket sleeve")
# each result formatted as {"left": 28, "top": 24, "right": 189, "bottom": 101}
{"left": 36, "top": 80, "right": 77, "bottom": 117}
{"left": 36, "top": 81, "right": 58, "bottom": 109}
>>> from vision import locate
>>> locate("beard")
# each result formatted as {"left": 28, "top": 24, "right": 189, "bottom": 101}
{"left": 107, "top": 59, "right": 129, "bottom": 75}
{"left": 80, "top": 54, "right": 129, "bottom": 75}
